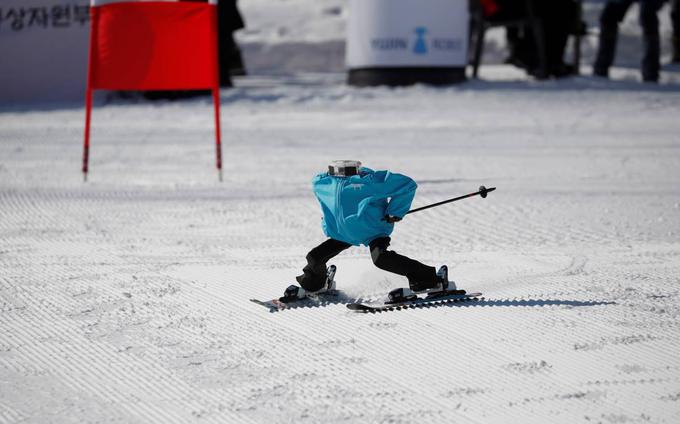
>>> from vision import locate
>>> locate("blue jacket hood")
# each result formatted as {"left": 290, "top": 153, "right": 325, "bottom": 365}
{"left": 312, "top": 167, "right": 417, "bottom": 246}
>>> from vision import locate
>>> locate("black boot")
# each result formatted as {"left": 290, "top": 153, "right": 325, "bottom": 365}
{"left": 295, "top": 267, "right": 327, "bottom": 292}
{"left": 288, "top": 265, "right": 337, "bottom": 300}
{"left": 297, "top": 239, "right": 350, "bottom": 292}
{"left": 409, "top": 266, "right": 451, "bottom": 292}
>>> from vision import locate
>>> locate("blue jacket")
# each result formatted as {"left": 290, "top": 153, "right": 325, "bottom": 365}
{"left": 312, "top": 168, "right": 417, "bottom": 246}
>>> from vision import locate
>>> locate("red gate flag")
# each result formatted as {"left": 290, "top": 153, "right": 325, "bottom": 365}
{"left": 83, "top": 0, "right": 223, "bottom": 180}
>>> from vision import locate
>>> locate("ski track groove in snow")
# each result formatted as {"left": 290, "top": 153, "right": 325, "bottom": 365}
{"left": 345, "top": 304, "right": 638, "bottom": 422}
{"left": 2, "top": 73, "right": 680, "bottom": 422}
{"left": 162, "top": 268, "right": 477, "bottom": 423}
{"left": 2, "top": 276, "right": 256, "bottom": 424}
{"left": 169, "top": 261, "right": 678, "bottom": 423}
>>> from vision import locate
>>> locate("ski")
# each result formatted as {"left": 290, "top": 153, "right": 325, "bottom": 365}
{"left": 347, "top": 289, "right": 483, "bottom": 313}
{"left": 250, "top": 289, "right": 349, "bottom": 312}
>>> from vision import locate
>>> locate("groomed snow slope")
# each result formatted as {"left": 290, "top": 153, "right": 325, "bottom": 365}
{"left": 2, "top": 70, "right": 680, "bottom": 423}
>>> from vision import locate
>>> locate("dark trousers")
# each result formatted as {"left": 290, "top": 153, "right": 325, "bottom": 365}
{"left": 594, "top": 0, "right": 665, "bottom": 81}
{"left": 218, "top": 0, "right": 246, "bottom": 82}
{"left": 219, "top": 32, "right": 247, "bottom": 80}
{"left": 533, "top": 0, "right": 578, "bottom": 73}
{"left": 296, "top": 237, "right": 439, "bottom": 292}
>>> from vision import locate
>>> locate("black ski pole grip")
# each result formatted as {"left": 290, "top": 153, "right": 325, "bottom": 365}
{"left": 479, "top": 185, "right": 496, "bottom": 198}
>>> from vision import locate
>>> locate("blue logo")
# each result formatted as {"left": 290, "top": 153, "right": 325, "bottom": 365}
{"left": 370, "top": 27, "right": 462, "bottom": 55}
{"left": 413, "top": 27, "right": 428, "bottom": 54}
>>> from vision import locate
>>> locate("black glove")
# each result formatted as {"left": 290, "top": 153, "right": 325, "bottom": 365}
{"left": 383, "top": 215, "right": 402, "bottom": 223}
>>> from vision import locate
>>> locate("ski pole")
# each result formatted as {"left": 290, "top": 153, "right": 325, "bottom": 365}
{"left": 406, "top": 185, "right": 496, "bottom": 216}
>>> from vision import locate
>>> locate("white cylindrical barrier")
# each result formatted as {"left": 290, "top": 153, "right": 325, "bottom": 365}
{"left": 346, "top": 0, "right": 469, "bottom": 86}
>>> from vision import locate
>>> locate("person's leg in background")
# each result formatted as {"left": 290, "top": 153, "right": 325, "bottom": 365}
{"left": 504, "top": 27, "right": 527, "bottom": 68}
{"left": 538, "top": 0, "right": 579, "bottom": 77}
{"left": 594, "top": 0, "right": 635, "bottom": 77}
{"left": 492, "top": 0, "right": 540, "bottom": 72}
{"left": 639, "top": 0, "right": 665, "bottom": 82}
{"left": 218, "top": 0, "right": 247, "bottom": 84}
{"left": 671, "top": 0, "right": 680, "bottom": 62}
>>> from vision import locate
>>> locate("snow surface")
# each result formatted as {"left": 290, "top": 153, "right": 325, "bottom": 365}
{"left": 2, "top": 66, "right": 680, "bottom": 423}
{"left": 3, "top": 0, "right": 680, "bottom": 420}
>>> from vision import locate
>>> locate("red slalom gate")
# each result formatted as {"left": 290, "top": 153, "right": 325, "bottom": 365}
{"left": 83, "top": 0, "right": 223, "bottom": 181}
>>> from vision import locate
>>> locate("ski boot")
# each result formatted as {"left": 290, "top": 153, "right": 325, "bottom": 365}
{"left": 387, "top": 265, "right": 458, "bottom": 303}
{"left": 428, "top": 265, "right": 467, "bottom": 299}
{"left": 413, "top": 265, "right": 454, "bottom": 293}
{"left": 281, "top": 265, "right": 337, "bottom": 302}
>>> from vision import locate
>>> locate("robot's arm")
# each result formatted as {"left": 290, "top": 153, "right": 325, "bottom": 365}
{"left": 381, "top": 172, "right": 417, "bottom": 220}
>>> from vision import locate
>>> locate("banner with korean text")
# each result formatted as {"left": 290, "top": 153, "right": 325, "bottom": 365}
{"left": 0, "top": 1, "right": 90, "bottom": 103}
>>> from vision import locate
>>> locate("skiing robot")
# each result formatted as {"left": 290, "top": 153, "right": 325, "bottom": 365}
{"left": 284, "top": 160, "right": 453, "bottom": 302}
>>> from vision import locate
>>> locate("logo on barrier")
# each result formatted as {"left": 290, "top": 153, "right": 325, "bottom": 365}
{"left": 371, "top": 37, "right": 407, "bottom": 51}
{"left": 370, "top": 27, "right": 463, "bottom": 55}
{"left": 413, "top": 27, "right": 428, "bottom": 54}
